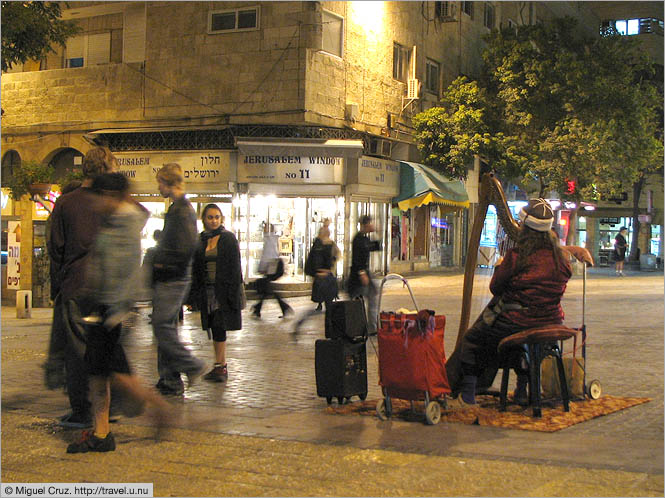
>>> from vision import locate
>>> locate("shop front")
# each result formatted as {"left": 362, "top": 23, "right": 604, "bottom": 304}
{"left": 235, "top": 138, "right": 364, "bottom": 282}
{"left": 346, "top": 156, "right": 401, "bottom": 278}
{"left": 392, "top": 162, "right": 469, "bottom": 273}
{"left": 112, "top": 150, "right": 235, "bottom": 259}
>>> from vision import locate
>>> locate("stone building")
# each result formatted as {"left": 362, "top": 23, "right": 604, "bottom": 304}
{"left": 3, "top": 1, "right": 654, "bottom": 305}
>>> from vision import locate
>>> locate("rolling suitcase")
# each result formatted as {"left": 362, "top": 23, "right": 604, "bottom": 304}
{"left": 315, "top": 338, "right": 368, "bottom": 405}
{"left": 325, "top": 299, "right": 367, "bottom": 343}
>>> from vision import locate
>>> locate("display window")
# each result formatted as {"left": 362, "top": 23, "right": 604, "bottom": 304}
{"left": 235, "top": 194, "right": 343, "bottom": 281}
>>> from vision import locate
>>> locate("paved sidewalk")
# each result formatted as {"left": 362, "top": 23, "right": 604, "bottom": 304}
{"left": 1, "top": 268, "right": 663, "bottom": 496}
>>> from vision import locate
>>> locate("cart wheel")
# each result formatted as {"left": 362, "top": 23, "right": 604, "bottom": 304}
{"left": 588, "top": 379, "right": 602, "bottom": 400}
{"left": 337, "top": 396, "right": 346, "bottom": 405}
{"left": 425, "top": 401, "right": 441, "bottom": 425}
{"left": 359, "top": 392, "right": 367, "bottom": 401}
{"left": 326, "top": 397, "right": 332, "bottom": 405}
{"left": 376, "top": 399, "right": 389, "bottom": 420}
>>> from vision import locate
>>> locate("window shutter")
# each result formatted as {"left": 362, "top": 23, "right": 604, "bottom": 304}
{"left": 87, "top": 32, "right": 111, "bottom": 66}
{"left": 322, "top": 10, "right": 343, "bottom": 57}
{"left": 123, "top": 3, "right": 146, "bottom": 63}
{"left": 66, "top": 35, "right": 85, "bottom": 60}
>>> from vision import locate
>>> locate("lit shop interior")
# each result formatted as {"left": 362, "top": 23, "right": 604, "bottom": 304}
{"left": 137, "top": 194, "right": 389, "bottom": 283}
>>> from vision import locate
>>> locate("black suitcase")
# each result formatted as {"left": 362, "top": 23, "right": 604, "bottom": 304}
{"left": 315, "top": 339, "right": 368, "bottom": 404}
{"left": 325, "top": 299, "right": 367, "bottom": 342}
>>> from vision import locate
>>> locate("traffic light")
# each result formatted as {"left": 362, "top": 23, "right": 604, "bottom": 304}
{"left": 566, "top": 179, "right": 576, "bottom": 195}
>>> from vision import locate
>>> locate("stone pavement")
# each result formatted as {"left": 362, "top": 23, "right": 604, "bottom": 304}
{"left": 1, "top": 268, "right": 663, "bottom": 496}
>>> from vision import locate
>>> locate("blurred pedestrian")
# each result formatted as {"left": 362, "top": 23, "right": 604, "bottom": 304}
{"left": 152, "top": 163, "right": 206, "bottom": 395}
{"left": 45, "top": 146, "right": 116, "bottom": 428}
{"left": 614, "top": 226, "right": 629, "bottom": 276}
{"left": 251, "top": 223, "right": 293, "bottom": 318}
{"left": 67, "top": 173, "right": 172, "bottom": 453}
{"left": 294, "top": 223, "right": 339, "bottom": 333}
{"left": 190, "top": 204, "right": 243, "bottom": 382}
{"left": 347, "top": 215, "right": 381, "bottom": 335}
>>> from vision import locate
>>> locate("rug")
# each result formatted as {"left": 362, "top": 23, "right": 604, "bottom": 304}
{"left": 325, "top": 395, "right": 652, "bottom": 432}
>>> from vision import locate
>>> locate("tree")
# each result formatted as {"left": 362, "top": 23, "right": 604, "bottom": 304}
{"left": 414, "top": 17, "right": 663, "bottom": 250}
{"left": 1, "top": 1, "right": 79, "bottom": 72}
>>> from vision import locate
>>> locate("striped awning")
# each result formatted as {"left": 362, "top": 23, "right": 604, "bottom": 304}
{"left": 393, "top": 161, "right": 469, "bottom": 211}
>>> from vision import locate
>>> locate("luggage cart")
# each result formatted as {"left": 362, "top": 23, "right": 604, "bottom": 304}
{"left": 374, "top": 274, "right": 450, "bottom": 425}
{"left": 581, "top": 263, "right": 602, "bottom": 400}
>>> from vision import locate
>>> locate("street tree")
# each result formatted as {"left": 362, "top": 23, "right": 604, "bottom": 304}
{"left": 1, "top": 1, "right": 79, "bottom": 72}
{"left": 414, "top": 17, "right": 663, "bottom": 250}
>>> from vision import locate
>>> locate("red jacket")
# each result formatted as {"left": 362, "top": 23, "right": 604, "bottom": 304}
{"left": 490, "top": 247, "right": 572, "bottom": 327}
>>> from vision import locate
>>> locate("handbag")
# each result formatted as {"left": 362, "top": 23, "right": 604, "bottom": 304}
{"left": 541, "top": 356, "right": 585, "bottom": 399}
{"left": 312, "top": 273, "right": 338, "bottom": 303}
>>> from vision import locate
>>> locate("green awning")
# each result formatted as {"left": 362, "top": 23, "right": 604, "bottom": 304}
{"left": 393, "top": 161, "right": 469, "bottom": 211}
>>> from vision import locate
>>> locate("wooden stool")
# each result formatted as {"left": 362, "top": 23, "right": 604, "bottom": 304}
{"left": 497, "top": 325, "right": 579, "bottom": 417}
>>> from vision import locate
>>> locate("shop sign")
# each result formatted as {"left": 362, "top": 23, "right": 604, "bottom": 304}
{"left": 238, "top": 155, "right": 343, "bottom": 184}
{"left": 113, "top": 151, "right": 231, "bottom": 186}
{"left": 7, "top": 221, "right": 20, "bottom": 289}
{"left": 1, "top": 189, "right": 13, "bottom": 216}
{"left": 600, "top": 217, "right": 620, "bottom": 225}
{"left": 356, "top": 157, "right": 400, "bottom": 190}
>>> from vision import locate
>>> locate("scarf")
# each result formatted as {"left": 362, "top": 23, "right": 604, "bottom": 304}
{"left": 201, "top": 226, "right": 224, "bottom": 242}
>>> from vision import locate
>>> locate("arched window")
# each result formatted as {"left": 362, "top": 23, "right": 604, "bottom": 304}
{"left": 1, "top": 150, "right": 20, "bottom": 182}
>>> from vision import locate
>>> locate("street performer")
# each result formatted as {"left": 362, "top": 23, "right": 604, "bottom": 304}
{"left": 447, "top": 198, "right": 592, "bottom": 409}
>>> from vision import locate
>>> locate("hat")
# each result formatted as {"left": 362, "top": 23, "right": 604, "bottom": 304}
{"left": 519, "top": 198, "right": 554, "bottom": 232}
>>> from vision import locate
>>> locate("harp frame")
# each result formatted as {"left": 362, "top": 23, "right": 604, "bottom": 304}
{"left": 456, "top": 172, "right": 521, "bottom": 347}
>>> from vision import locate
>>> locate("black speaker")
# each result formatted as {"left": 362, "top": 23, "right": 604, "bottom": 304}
{"left": 324, "top": 299, "right": 367, "bottom": 343}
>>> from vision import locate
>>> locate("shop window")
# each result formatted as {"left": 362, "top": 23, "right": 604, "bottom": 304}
{"left": 209, "top": 6, "right": 259, "bottom": 33}
{"left": 393, "top": 43, "right": 411, "bottom": 82}
{"left": 322, "top": 10, "right": 343, "bottom": 58}
{"left": 425, "top": 59, "right": 440, "bottom": 95}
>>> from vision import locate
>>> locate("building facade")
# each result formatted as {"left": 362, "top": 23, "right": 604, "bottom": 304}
{"left": 3, "top": 1, "right": 658, "bottom": 304}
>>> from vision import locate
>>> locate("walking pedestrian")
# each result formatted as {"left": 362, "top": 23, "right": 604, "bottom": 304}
{"left": 614, "top": 226, "right": 629, "bottom": 276}
{"left": 45, "top": 146, "right": 116, "bottom": 428}
{"left": 294, "top": 224, "right": 339, "bottom": 333}
{"left": 347, "top": 215, "right": 381, "bottom": 335}
{"left": 67, "top": 173, "right": 173, "bottom": 453}
{"left": 251, "top": 223, "right": 293, "bottom": 318}
{"left": 190, "top": 204, "right": 243, "bottom": 383}
{"left": 152, "top": 163, "right": 206, "bottom": 395}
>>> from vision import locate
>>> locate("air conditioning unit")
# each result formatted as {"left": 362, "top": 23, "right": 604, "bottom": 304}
{"left": 407, "top": 78, "right": 420, "bottom": 99}
{"left": 368, "top": 138, "right": 393, "bottom": 158}
{"left": 435, "top": 1, "right": 457, "bottom": 22}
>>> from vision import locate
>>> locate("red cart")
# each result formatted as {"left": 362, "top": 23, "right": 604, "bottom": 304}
{"left": 375, "top": 274, "right": 451, "bottom": 425}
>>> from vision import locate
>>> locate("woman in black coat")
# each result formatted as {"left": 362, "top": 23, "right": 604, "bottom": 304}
{"left": 191, "top": 204, "right": 243, "bottom": 382}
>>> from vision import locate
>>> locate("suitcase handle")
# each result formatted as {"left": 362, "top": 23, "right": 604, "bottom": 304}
{"left": 377, "top": 273, "right": 419, "bottom": 326}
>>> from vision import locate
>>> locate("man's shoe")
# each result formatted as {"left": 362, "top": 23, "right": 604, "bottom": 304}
{"left": 58, "top": 412, "right": 93, "bottom": 429}
{"left": 185, "top": 363, "right": 207, "bottom": 387}
{"left": 279, "top": 307, "right": 294, "bottom": 319}
{"left": 203, "top": 365, "right": 228, "bottom": 383}
{"left": 66, "top": 431, "right": 115, "bottom": 453}
{"left": 155, "top": 379, "right": 184, "bottom": 396}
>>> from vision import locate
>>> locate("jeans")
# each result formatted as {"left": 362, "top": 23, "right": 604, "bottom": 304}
{"left": 152, "top": 273, "right": 204, "bottom": 388}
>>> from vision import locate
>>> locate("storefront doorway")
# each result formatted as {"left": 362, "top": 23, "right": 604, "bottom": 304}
{"left": 235, "top": 194, "right": 343, "bottom": 281}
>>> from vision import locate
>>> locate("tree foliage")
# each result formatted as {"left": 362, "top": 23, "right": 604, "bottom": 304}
{"left": 1, "top": 1, "right": 80, "bottom": 72}
{"left": 414, "top": 17, "right": 663, "bottom": 206}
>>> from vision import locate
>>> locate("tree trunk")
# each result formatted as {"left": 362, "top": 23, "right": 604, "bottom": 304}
{"left": 565, "top": 206, "right": 579, "bottom": 246}
{"left": 630, "top": 177, "right": 645, "bottom": 262}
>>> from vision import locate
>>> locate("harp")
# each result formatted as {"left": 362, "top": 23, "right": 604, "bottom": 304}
{"left": 446, "top": 172, "right": 591, "bottom": 392}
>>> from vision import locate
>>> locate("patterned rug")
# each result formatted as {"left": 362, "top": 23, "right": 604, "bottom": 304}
{"left": 325, "top": 395, "right": 651, "bottom": 432}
